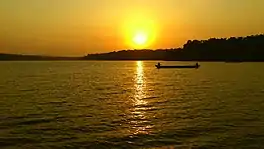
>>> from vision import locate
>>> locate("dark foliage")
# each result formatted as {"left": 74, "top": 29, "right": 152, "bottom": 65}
{"left": 1, "top": 34, "right": 264, "bottom": 61}
{"left": 84, "top": 34, "right": 264, "bottom": 61}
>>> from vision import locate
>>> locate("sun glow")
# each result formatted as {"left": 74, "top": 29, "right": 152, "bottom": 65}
{"left": 122, "top": 14, "right": 158, "bottom": 49}
{"left": 133, "top": 32, "right": 148, "bottom": 46}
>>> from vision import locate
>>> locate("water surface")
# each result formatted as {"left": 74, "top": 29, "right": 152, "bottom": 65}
{"left": 1, "top": 61, "right": 264, "bottom": 148}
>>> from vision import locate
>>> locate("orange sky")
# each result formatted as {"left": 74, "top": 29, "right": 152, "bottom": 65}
{"left": 1, "top": 0, "right": 264, "bottom": 56}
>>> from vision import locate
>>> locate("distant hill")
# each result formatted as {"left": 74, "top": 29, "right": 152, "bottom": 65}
{"left": 0, "top": 53, "right": 80, "bottom": 61}
{"left": 84, "top": 34, "right": 264, "bottom": 61}
{"left": 2, "top": 34, "right": 264, "bottom": 61}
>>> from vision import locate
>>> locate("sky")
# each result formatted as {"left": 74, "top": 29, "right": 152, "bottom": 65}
{"left": 1, "top": 0, "right": 264, "bottom": 56}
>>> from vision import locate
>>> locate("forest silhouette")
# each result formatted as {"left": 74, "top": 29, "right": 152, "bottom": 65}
{"left": 1, "top": 34, "right": 264, "bottom": 61}
{"left": 85, "top": 34, "right": 264, "bottom": 61}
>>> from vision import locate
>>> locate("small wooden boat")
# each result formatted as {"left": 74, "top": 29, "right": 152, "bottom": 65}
{"left": 155, "top": 63, "right": 200, "bottom": 69}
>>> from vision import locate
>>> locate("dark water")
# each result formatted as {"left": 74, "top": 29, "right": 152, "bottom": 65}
{"left": 1, "top": 61, "right": 264, "bottom": 149}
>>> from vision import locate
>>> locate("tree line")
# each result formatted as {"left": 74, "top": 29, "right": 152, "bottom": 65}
{"left": 85, "top": 34, "right": 264, "bottom": 61}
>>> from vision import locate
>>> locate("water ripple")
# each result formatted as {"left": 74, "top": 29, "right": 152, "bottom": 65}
{"left": 1, "top": 61, "right": 264, "bottom": 148}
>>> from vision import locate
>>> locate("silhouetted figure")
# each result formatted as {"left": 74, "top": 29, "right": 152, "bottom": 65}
{"left": 157, "top": 62, "right": 161, "bottom": 67}
{"left": 196, "top": 63, "right": 199, "bottom": 67}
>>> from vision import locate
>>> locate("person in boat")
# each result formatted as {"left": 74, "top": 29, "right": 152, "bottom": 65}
{"left": 196, "top": 62, "right": 199, "bottom": 67}
{"left": 157, "top": 62, "right": 161, "bottom": 67}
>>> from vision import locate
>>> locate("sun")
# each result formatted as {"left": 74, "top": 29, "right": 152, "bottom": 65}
{"left": 133, "top": 32, "right": 148, "bottom": 46}
{"left": 122, "top": 15, "right": 158, "bottom": 49}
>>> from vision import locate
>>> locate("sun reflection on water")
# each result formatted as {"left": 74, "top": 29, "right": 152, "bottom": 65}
{"left": 134, "top": 61, "right": 147, "bottom": 103}
{"left": 129, "top": 61, "right": 152, "bottom": 135}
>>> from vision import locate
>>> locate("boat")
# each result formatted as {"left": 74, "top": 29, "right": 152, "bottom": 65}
{"left": 155, "top": 63, "right": 200, "bottom": 69}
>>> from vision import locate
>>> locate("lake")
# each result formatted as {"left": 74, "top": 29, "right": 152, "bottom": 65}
{"left": 1, "top": 61, "right": 264, "bottom": 148}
